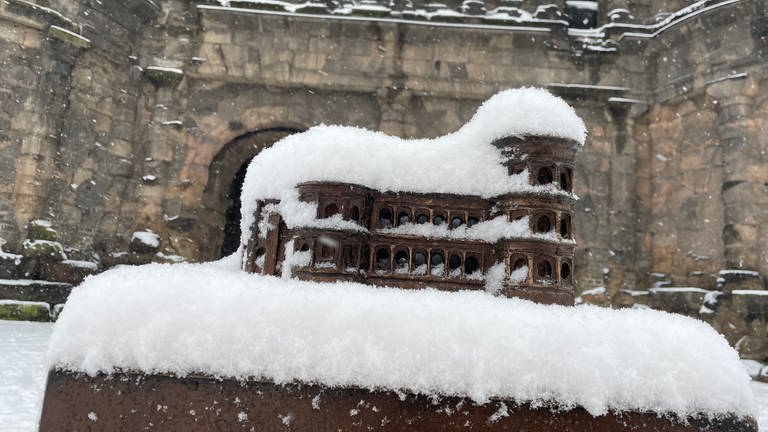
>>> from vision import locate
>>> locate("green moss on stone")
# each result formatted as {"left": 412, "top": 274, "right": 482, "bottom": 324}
{"left": 48, "top": 25, "right": 91, "bottom": 49}
{"left": 6, "top": 0, "right": 78, "bottom": 32}
{"left": 0, "top": 302, "right": 51, "bottom": 322}
{"left": 22, "top": 240, "right": 66, "bottom": 261}
{"left": 27, "top": 220, "right": 58, "bottom": 241}
{"left": 144, "top": 66, "right": 184, "bottom": 87}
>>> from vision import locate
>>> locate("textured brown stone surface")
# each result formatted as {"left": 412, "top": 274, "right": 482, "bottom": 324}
{"left": 39, "top": 370, "right": 757, "bottom": 432}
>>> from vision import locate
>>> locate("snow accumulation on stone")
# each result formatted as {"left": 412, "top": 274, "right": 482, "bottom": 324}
{"left": 61, "top": 259, "right": 98, "bottom": 270}
{"left": 0, "top": 241, "right": 22, "bottom": 264}
{"left": 131, "top": 231, "right": 160, "bottom": 248}
{"left": 48, "top": 258, "right": 755, "bottom": 419}
{"left": 649, "top": 287, "right": 709, "bottom": 294}
{"left": 0, "top": 279, "right": 67, "bottom": 286}
{"left": 239, "top": 88, "right": 586, "bottom": 241}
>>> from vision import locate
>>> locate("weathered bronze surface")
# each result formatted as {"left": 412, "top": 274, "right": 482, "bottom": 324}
{"left": 244, "top": 135, "right": 579, "bottom": 306}
{"left": 39, "top": 370, "right": 757, "bottom": 432}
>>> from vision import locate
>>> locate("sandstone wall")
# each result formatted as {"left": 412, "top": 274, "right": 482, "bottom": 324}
{"left": 0, "top": 0, "right": 159, "bottom": 256}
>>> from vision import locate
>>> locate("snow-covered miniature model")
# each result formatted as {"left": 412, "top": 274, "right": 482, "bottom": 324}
{"left": 244, "top": 143, "right": 577, "bottom": 304}
{"left": 242, "top": 89, "right": 582, "bottom": 305}
{"left": 39, "top": 89, "right": 757, "bottom": 431}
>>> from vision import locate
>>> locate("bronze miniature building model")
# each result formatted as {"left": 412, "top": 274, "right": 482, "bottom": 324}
{"left": 244, "top": 135, "right": 579, "bottom": 306}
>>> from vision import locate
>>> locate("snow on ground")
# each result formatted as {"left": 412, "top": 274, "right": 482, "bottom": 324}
{"left": 1, "top": 319, "right": 768, "bottom": 430}
{"left": 0, "top": 320, "right": 52, "bottom": 432}
{"left": 755, "top": 380, "right": 768, "bottom": 430}
{"left": 46, "top": 259, "right": 754, "bottom": 419}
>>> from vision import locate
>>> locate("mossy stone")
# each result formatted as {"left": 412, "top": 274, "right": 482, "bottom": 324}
{"left": 23, "top": 240, "right": 66, "bottom": 261}
{"left": 48, "top": 25, "right": 90, "bottom": 49}
{"left": 144, "top": 67, "right": 184, "bottom": 87}
{"left": 27, "top": 220, "right": 58, "bottom": 241}
{"left": 0, "top": 302, "right": 51, "bottom": 322}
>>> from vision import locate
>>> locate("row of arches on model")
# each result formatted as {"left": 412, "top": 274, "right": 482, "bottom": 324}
{"left": 293, "top": 238, "right": 486, "bottom": 280}
{"left": 509, "top": 209, "right": 573, "bottom": 239}
{"left": 319, "top": 202, "right": 573, "bottom": 239}
{"left": 322, "top": 201, "right": 363, "bottom": 222}
{"left": 372, "top": 245, "right": 484, "bottom": 279}
{"left": 374, "top": 206, "right": 484, "bottom": 230}
{"left": 504, "top": 253, "right": 573, "bottom": 286}
{"left": 508, "top": 161, "right": 574, "bottom": 192}
{"left": 284, "top": 236, "right": 572, "bottom": 286}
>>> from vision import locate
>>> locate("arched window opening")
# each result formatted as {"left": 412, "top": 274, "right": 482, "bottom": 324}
{"left": 536, "top": 260, "right": 553, "bottom": 280}
{"left": 378, "top": 207, "right": 393, "bottom": 228}
{"left": 413, "top": 251, "right": 427, "bottom": 275}
{"left": 314, "top": 241, "right": 336, "bottom": 269}
{"left": 397, "top": 210, "right": 412, "bottom": 225}
{"left": 465, "top": 256, "right": 481, "bottom": 277}
{"left": 430, "top": 251, "right": 445, "bottom": 276}
{"left": 535, "top": 215, "right": 552, "bottom": 233}
{"left": 510, "top": 257, "right": 528, "bottom": 284}
{"left": 376, "top": 247, "right": 391, "bottom": 270}
{"left": 416, "top": 213, "right": 430, "bottom": 224}
{"left": 560, "top": 167, "right": 572, "bottom": 192}
{"left": 448, "top": 254, "right": 462, "bottom": 277}
{"left": 513, "top": 257, "right": 527, "bottom": 270}
{"left": 451, "top": 217, "right": 464, "bottom": 229}
{"left": 360, "top": 245, "right": 370, "bottom": 270}
{"left": 324, "top": 203, "right": 339, "bottom": 218}
{"left": 433, "top": 213, "right": 446, "bottom": 225}
{"left": 348, "top": 206, "right": 360, "bottom": 222}
{"left": 300, "top": 243, "right": 310, "bottom": 252}
{"left": 467, "top": 216, "right": 480, "bottom": 227}
{"left": 560, "top": 215, "right": 571, "bottom": 238}
{"left": 561, "top": 261, "right": 571, "bottom": 281}
{"left": 394, "top": 249, "right": 409, "bottom": 274}
{"left": 344, "top": 247, "right": 358, "bottom": 270}
{"left": 537, "top": 166, "right": 554, "bottom": 185}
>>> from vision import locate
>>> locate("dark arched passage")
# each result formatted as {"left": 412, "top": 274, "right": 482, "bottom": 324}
{"left": 219, "top": 158, "right": 253, "bottom": 257}
{"left": 200, "top": 127, "right": 302, "bottom": 260}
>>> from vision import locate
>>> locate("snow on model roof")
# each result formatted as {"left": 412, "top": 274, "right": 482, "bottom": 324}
{"left": 47, "top": 259, "right": 755, "bottom": 420}
{"left": 239, "top": 88, "right": 586, "bottom": 241}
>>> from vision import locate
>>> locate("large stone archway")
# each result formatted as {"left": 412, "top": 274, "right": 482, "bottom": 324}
{"left": 198, "top": 128, "right": 302, "bottom": 260}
